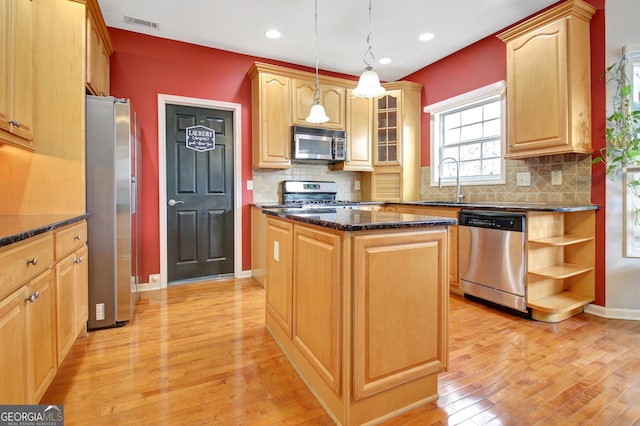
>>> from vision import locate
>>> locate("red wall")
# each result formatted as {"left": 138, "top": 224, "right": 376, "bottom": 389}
{"left": 108, "top": 29, "right": 356, "bottom": 283}
{"left": 110, "top": 0, "right": 607, "bottom": 303}
{"left": 403, "top": 0, "right": 607, "bottom": 304}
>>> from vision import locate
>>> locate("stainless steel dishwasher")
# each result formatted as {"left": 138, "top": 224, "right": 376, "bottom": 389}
{"left": 458, "top": 210, "right": 528, "bottom": 314}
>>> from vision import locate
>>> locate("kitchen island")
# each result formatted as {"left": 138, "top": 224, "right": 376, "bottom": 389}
{"left": 261, "top": 207, "right": 455, "bottom": 425}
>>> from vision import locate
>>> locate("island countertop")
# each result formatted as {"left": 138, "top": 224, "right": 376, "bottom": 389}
{"left": 262, "top": 207, "right": 457, "bottom": 231}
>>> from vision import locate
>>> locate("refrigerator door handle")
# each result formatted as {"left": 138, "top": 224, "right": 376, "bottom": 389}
{"left": 168, "top": 199, "right": 184, "bottom": 207}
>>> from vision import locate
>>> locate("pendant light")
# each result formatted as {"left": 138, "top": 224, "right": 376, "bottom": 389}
{"left": 306, "top": 0, "right": 330, "bottom": 123}
{"left": 353, "top": 0, "right": 386, "bottom": 98}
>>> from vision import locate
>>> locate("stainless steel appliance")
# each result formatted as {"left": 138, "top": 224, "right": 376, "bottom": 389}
{"left": 86, "top": 95, "right": 140, "bottom": 329}
{"left": 458, "top": 210, "right": 528, "bottom": 314}
{"left": 281, "top": 180, "right": 357, "bottom": 220}
{"left": 291, "top": 126, "right": 346, "bottom": 162}
{"left": 282, "top": 180, "right": 355, "bottom": 206}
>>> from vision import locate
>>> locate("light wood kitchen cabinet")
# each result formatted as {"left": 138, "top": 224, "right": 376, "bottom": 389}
{"left": 393, "top": 205, "right": 461, "bottom": 294}
{"left": 265, "top": 217, "right": 293, "bottom": 337}
{"left": 331, "top": 89, "right": 373, "bottom": 172}
{"left": 251, "top": 206, "right": 267, "bottom": 287}
{"left": 264, "top": 214, "right": 449, "bottom": 425}
{"left": 0, "top": 0, "right": 34, "bottom": 150}
{"left": 248, "top": 64, "right": 293, "bottom": 168}
{"left": 361, "top": 82, "right": 422, "bottom": 202}
{"left": 54, "top": 221, "right": 88, "bottom": 364}
{"left": 292, "top": 79, "right": 346, "bottom": 130}
{"left": 292, "top": 224, "right": 342, "bottom": 394}
{"left": 352, "top": 228, "right": 448, "bottom": 400}
{"left": 498, "top": 0, "right": 595, "bottom": 159}
{"left": 0, "top": 285, "right": 29, "bottom": 403}
{"left": 86, "top": 0, "right": 113, "bottom": 97}
{"left": 0, "top": 232, "right": 56, "bottom": 404}
{"left": 526, "top": 210, "right": 595, "bottom": 322}
{"left": 26, "top": 269, "right": 56, "bottom": 403}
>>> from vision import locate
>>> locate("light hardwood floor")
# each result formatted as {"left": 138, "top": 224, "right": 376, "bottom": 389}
{"left": 42, "top": 278, "right": 640, "bottom": 425}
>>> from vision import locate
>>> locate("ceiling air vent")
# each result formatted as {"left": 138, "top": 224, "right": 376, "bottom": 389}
{"left": 124, "top": 15, "right": 159, "bottom": 29}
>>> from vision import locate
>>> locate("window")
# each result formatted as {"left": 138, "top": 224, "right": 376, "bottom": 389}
{"left": 629, "top": 49, "right": 640, "bottom": 111}
{"left": 425, "top": 81, "right": 506, "bottom": 186}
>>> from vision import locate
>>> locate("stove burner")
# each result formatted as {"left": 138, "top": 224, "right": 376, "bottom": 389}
{"left": 282, "top": 180, "right": 358, "bottom": 207}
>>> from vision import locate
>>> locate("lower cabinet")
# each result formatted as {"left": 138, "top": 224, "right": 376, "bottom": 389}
{"left": 265, "top": 216, "right": 449, "bottom": 425}
{"left": 392, "top": 205, "right": 461, "bottom": 294}
{"left": 265, "top": 218, "right": 293, "bottom": 336}
{"left": 0, "top": 269, "right": 56, "bottom": 404}
{"left": 526, "top": 210, "right": 595, "bottom": 322}
{"left": 0, "top": 286, "right": 30, "bottom": 403}
{"left": 54, "top": 221, "right": 89, "bottom": 365}
{"left": 0, "top": 219, "right": 88, "bottom": 403}
{"left": 26, "top": 270, "right": 57, "bottom": 403}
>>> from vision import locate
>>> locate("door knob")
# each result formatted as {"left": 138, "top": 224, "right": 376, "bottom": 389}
{"left": 168, "top": 199, "right": 184, "bottom": 207}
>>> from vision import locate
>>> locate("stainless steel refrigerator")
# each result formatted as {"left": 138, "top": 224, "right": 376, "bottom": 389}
{"left": 86, "top": 95, "right": 140, "bottom": 330}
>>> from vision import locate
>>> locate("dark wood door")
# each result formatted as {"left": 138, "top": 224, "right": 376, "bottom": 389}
{"left": 166, "top": 104, "right": 234, "bottom": 282}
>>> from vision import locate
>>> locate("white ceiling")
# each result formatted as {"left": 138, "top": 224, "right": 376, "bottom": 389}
{"left": 97, "top": 0, "right": 559, "bottom": 82}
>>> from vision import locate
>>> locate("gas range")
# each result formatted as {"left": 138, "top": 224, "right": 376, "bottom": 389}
{"left": 281, "top": 180, "right": 358, "bottom": 208}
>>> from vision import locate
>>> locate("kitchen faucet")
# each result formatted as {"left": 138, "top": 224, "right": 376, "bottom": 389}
{"left": 438, "top": 157, "right": 464, "bottom": 203}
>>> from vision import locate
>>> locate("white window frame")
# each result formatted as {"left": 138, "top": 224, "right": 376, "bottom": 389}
{"left": 424, "top": 81, "right": 506, "bottom": 187}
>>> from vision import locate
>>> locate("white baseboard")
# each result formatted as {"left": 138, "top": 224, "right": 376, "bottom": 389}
{"left": 585, "top": 303, "right": 640, "bottom": 321}
{"left": 136, "top": 281, "right": 162, "bottom": 292}
{"left": 238, "top": 269, "right": 253, "bottom": 279}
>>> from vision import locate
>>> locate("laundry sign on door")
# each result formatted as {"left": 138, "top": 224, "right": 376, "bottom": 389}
{"left": 185, "top": 125, "right": 215, "bottom": 152}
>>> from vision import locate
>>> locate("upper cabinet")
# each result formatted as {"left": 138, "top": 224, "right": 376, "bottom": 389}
{"left": 374, "top": 90, "right": 402, "bottom": 165}
{"left": 361, "top": 81, "right": 422, "bottom": 202}
{"left": 331, "top": 89, "right": 374, "bottom": 172}
{"left": 0, "top": 0, "right": 34, "bottom": 150}
{"left": 248, "top": 64, "right": 293, "bottom": 168}
{"left": 498, "top": 0, "right": 595, "bottom": 159}
{"left": 86, "top": 0, "right": 112, "bottom": 96}
{"left": 292, "top": 79, "right": 346, "bottom": 130}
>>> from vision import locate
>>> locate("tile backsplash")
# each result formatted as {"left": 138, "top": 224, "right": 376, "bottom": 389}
{"left": 251, "top": 154, "right": 592, "bottom": 205}
{"left": 252, "top": 164, "right": 362, "bottom": 203}
{"left": 421, "top": 154, "right": 592, "bottom": 204}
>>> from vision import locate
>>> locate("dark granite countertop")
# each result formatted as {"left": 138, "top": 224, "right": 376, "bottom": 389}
{"left": 253, "top": 201, "right": 599, "bottom": 212}
{"left": 398, "top": 201, "right": 599, "bottom": 212}
{"left": 0, "top": 214, "right": 89, "bottom": 247}
{"left": 262, "top": 207, "right": 456, "bottom": 232}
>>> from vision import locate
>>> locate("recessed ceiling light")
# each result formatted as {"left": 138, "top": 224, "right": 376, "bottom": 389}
{"left": 379, "top": 57, "right": 392, "bottom": 65}
{"left": 419, "top": 32, "right": 435, "bottom": 42}
{"left": 265, "top": 29, "right": 281, "bottom": 39}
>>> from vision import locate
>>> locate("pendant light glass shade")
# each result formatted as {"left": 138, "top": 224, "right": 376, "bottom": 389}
{"left": 306, "top": 0, "right": 329, "bottom": 124}
{"left": 306, "top": 102, "right": 330, "bottom": 123}
{"left": 353, "top": 0, "right": 385, "bottom": 99}
{"left": 353, "top": 66, "right": 386, "bottom": 98}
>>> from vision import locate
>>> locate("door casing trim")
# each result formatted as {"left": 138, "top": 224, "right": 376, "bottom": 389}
{"left": 157, "top": 94, "right": 243, "bottom": 288}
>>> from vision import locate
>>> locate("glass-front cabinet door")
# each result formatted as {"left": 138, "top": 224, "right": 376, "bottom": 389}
{"left": 375, "top": 90, "right": 402, "bottom": 165}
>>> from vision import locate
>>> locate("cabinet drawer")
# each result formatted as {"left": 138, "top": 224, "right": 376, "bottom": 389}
{"left": 54, "top": 221, "right": 87, "bottom": 260}
{"left": 0, "top": 235, "right": 54, "bottom": 299}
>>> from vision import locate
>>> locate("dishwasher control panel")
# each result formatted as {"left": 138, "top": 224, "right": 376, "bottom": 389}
{"left": 459, "top": 210, "right": 525, "bottom": 232}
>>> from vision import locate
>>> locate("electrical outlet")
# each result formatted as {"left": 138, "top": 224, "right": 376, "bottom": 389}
{"left": 516, "top": 172, "right": 531, "bottom": 186}
{"left": 551, "top": 170, "right": 562, "bottom": 185}
{"left": 273, "top": 241, "right": 279, "bottom": 262}
{"left": 354, "top": 180, "right": 361, "bottom": 190}
{"left": 96, "top": 303, "right": 105, "bottom": 321}
{"left": 149, "top": 274, "right": 160, "bottom": 285}
{"left": 247, "top": 180, "right": 253, "bottom": 190}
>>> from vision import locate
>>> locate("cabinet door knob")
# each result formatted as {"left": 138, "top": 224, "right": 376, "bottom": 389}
{"left": 74, "top": 235, "right": 81, "bottom": 241}
{"left": 27, "top": 257, "right": 38, "bottom": 266}
{"left": 25, "top": 291, "right": 40, "bottom": 303}
{"left": 75, "top": 257, "right": 83, "bottom": 264}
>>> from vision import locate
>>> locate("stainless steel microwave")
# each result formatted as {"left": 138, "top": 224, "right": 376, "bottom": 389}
{"left": 292, "top": 126, "right": 346, "bottom": 162}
